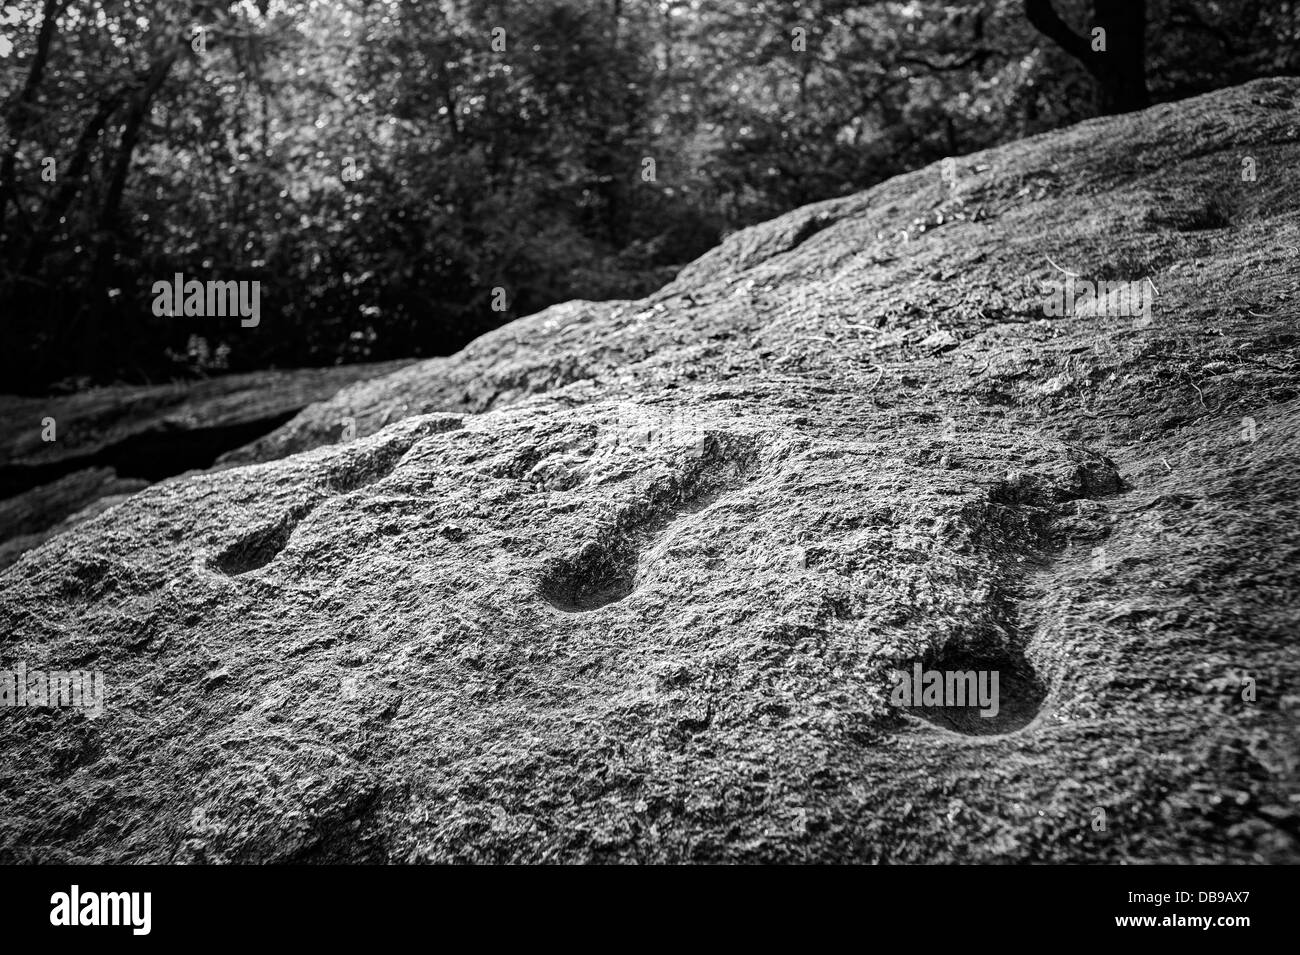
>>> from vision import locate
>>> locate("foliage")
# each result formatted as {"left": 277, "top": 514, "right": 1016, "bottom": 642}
{"left": 0, "top": 0, "right": 1295, "bottom": 393}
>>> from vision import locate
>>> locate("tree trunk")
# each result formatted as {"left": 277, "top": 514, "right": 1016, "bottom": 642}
{"left": 1024, "top": 0, "right": 1149, "bottom": 115}
{"left": 19, "top": 92, "right": 125, "bottom": 276}
{"left": 1093, "top": 0, "right": 1149, "bottom": 114}
{"left": 0, "top": 0, "right": 70, "bottom": 240}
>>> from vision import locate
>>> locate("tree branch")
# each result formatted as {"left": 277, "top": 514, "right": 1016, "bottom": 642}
{"left": 99, "top": 52, "right": 179, "bottom": 232}
{"left": 19, "top": 90, "right": 126, "bottom": 273}
{"left": 1024, "top": 0, "right": 1098, "bottom": 74}
{"left": 0, "top": 0, "right": 73, "bottom": 232}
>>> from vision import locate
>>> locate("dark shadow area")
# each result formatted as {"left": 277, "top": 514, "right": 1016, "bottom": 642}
{"left": 208, "top": 504, "right": 314, "bottom": 577}
{"left": 539, "top": 542, "right": 639, "bottom": 613}
{"left": 0, "top": 411, "right": 298, "bottom": 500}
{"left": 904, "top": 645, "right": 1049, "bottom": 737}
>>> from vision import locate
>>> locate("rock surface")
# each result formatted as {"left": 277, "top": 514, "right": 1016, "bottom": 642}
{"left": 1, "top": 79, "right": 1297, "bottom": 863}
{"left": 0, "top": 362, "right": 413, "bottom": 567}
{"left": 0, "top": 469, "right": 150, "bottom": 570}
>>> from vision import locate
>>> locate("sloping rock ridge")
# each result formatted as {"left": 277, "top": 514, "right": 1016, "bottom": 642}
{"left": 0, "top": 361, "right": 414, "bottom": 569}
{"left": 1, "top": 79, "right": 1297, "bottom": 863}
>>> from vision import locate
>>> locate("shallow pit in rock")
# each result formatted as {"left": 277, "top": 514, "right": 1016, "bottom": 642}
{"left": 898, "top": 644, "right": 1048, "bottom": 737}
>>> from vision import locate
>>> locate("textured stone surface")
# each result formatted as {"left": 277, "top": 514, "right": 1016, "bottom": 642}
{"left": 0, "top": 362, "right": 414, "bottom": 474}
{"left": 0, "top": 361, "right": 413, "bottom": 567}
{"left": 0, "top": 469, "right": 149, "bottom": 570}
{"left": 0, "top": 79, "right": 1297, "bottom": 863}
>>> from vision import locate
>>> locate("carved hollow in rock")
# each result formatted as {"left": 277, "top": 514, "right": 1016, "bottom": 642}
{"left": 209, "top": 436, "right": 423, "bottom": 577}
{"left": 538, "top": 540, "right": 638, "bottom": 613}
{"left": 208, "top": 504, "right": 313, "bottom": 576}
{"left": 538, "top": 434, "right": 758, "bottom": 613}
{"left": 324, "top": 441, "right": 413, "bottom": 494}
{"left": 900, "top": 644, "right": 1048, "bottom": 737}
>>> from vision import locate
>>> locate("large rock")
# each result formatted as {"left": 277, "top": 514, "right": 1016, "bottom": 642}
{"left": 1, "top": 79, "right": 1297, "bottom": 863}
{"left": 0, "top": 362, "right": 413, "bottom": 567}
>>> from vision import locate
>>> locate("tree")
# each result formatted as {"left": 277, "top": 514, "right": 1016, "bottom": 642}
{"left": 1025, "top": 0, "right": 1150, "bottom": 114}
{"left": 2, "top": 0, "right": 1293, "bottom": 393}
